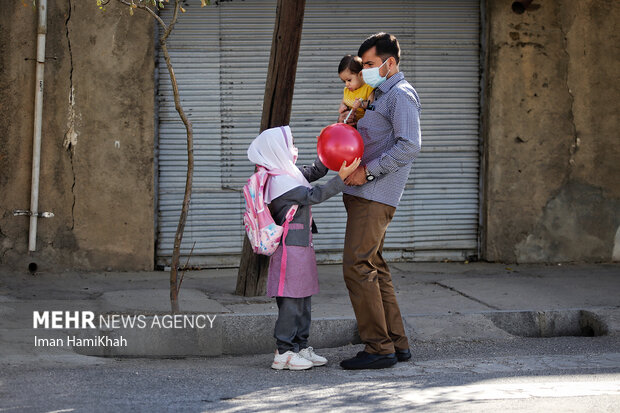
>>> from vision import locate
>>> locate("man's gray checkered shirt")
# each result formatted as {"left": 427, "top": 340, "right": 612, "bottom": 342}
{"left": 342, "top": 71, "right": 422, "bottom": 208}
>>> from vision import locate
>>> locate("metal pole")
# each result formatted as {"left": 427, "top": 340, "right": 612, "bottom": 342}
{"left": 29, "top": 0, "right": 47, "bottom": 251}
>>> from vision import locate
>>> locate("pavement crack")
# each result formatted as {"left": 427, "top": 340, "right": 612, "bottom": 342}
{"left": 433, "top": 281, "right": 501, "bottom": 310}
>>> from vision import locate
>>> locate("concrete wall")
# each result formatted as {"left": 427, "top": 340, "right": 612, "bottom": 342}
{"left": 483, "top": 0, "right": 620, "bottom": 263}
{"left": 0, "top": 1, "right": 155, "bottom": 271}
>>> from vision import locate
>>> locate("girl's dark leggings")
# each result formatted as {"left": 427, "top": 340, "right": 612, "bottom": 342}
{"left": 274, "top": 296, "right": 311, "bottom": 353}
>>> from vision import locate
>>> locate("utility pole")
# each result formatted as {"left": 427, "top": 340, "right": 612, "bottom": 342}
{"left": 236, "top": 0, "right": 306, "bottom": 296}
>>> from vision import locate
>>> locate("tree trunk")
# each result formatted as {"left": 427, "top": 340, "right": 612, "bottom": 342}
{"left": 111, "top": 0, "right": 190, "bottom": 312}
{"left": 162, "top": 1, "right": 193, "bottom": 313}
{"left": 235, "top": 0, "right": 306, "bottom": 296}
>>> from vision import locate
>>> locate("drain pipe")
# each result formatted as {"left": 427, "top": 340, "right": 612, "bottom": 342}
{"left": 29, "top": 0, "right": 48, "bottom": 252}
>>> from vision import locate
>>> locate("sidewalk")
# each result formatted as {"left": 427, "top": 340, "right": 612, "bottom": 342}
{"left": 1, "top": 262, "right": 618, "bottom": 361}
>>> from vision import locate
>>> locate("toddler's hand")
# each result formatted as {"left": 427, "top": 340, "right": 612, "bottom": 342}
{"left": 338, "top": 158, "right": 362, "bottom": 181}
{"left": 338, "top": 105, "right": 358, "bottom": 126}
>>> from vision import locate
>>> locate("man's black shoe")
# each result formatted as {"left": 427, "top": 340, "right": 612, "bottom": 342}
{"left": 396, "top": 348, "right": 412, "bottom": 362}
{"left": 340, "top": 351, "right": 397, "bottom": 370}
{"left": 356, "top": 349, "right": 412, "bottom": 362}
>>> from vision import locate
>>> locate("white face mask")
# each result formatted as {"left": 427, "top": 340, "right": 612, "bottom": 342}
{"left": 361, "top": 59, "right": 390, "bottom": 88}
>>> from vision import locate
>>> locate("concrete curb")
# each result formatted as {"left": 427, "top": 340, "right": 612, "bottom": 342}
{"left": 72, "top": 314, "right": 360, "bottom": 358}
{"left": 485, "top": 309, "right": 610, "bottom": 338}
{"left": 70, "top": 307, "right": 619, "bottom": 358}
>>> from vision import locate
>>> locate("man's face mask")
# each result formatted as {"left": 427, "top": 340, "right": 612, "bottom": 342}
{"left": 362, "top": 59, "right": 391, "bottom": 88}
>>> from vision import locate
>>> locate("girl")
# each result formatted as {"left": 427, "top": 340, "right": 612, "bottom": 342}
{"left": 338, "top": 54, "right": 375, "bottom": 121}
{"left": 247, "top": 125, "right": 361, "bottom": 370}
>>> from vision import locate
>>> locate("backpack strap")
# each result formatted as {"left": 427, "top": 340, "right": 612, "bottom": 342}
{"left": 277, "top": 204, "right": 298, "bottom": 297}
{"left": 255, "top": 164, "right": 301, "bottom": 296}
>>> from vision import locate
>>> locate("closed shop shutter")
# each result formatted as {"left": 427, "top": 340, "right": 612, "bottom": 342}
{"left": 157, "top": 0, "right": 480, "bottom": 267}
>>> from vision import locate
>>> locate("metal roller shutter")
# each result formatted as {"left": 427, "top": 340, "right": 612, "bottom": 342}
{"left": 156, "top": 0, "right": 480, "bottom": 267}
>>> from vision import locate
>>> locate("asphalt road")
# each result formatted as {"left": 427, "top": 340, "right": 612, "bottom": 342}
{"left": 2, "top": 336, "right": 619, "bottom": 412}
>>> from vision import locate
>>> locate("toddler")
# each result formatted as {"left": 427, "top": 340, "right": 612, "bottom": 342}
{"left": 338, "top": 54, "right": 374, "bottom": 121}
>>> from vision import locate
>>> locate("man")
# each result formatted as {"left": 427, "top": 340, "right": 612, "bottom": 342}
{"left": 338, "top": 33, "right": 421, "bottom": 370}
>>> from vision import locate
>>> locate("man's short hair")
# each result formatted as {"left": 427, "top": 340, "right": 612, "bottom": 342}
{"left": 358, "top": 32, "right": 400, "bottom": 65}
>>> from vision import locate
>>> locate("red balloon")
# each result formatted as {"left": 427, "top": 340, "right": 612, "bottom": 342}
{"left": 317, "top": 123, "right": 364, "bottom": 171}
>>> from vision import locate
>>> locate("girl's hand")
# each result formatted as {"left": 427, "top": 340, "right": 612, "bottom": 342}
{"left": 338, "top": 158, "right": 362, "bottom": 180}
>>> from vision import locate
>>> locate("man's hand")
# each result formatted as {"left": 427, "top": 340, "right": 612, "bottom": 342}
{"left": 344, "top": 165, "right": 367, "bottom": 186}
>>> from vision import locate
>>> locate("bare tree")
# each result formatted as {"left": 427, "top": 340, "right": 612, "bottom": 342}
{"left": 97, "top": 0, "right": 208, "bottom": 312}
{"left": 85, "top": 0, "right": 305, "bottom": 301}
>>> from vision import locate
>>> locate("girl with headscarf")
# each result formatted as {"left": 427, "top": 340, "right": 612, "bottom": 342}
{"left": 247, "top": 125, "right": 360, "bottom": 370}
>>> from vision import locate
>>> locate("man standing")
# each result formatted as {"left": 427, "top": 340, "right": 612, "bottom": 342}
{"left": 338, "top": 33, "right": 421, "bottom": 370}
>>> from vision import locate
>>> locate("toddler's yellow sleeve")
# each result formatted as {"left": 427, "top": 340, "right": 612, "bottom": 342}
{"left": 359, "top": 83, "right": 375, "bottom": 100}
{"left": 342, "top": 87, "right": 357, "bottom": 109}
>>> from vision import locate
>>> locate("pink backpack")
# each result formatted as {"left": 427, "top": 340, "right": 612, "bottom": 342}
{"left": 243, "top": 166, "right": 298, "bottom": 256}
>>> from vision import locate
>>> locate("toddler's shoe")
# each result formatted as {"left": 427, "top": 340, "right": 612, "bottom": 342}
{"left": 271, "top": 350, "right": 313, "bottom": 370}
{"left": 299, "top": 346, "right": 327, "bottom": 366}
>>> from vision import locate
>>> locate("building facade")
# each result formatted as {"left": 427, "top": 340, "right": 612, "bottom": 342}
{"left": 1, "top": 0, "right": 618, "bottom": 271}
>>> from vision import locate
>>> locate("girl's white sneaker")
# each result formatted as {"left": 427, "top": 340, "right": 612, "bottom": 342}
{"left": 271, "top": 350, "right": 313, "bottom": 370}
{"left": 299, "top": 347, "right": 327, "bottom": 366}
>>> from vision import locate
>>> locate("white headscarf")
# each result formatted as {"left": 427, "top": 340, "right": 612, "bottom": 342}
{"left": 247, "top": 125, "right": 311, "bottom": 203}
